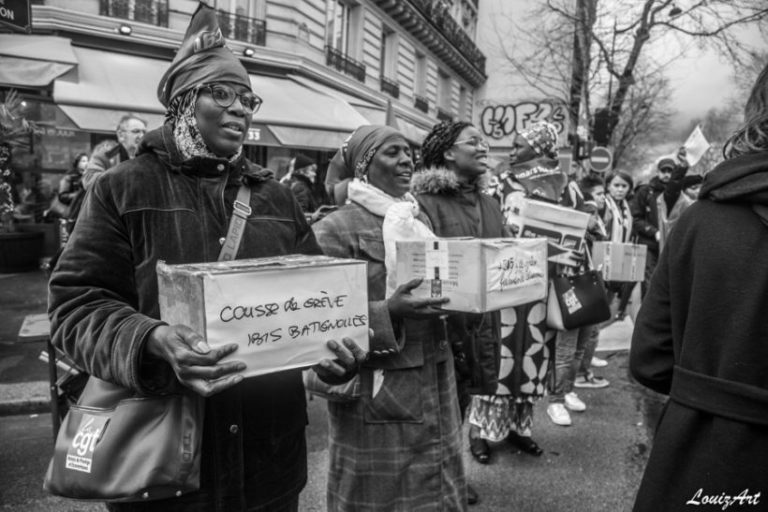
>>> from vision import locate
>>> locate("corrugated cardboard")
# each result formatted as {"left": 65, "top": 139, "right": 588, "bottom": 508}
{"left": 503, "top": 195, "right": 590, "bottom": 251}
{"left": 591, "top": 242, "right": 647, "bottom": 282}
{"left": 395, "top": 237, "right": 548, "bottom": 313}
{"left": 157, "top": 255, "right": 369, "bottom": 378}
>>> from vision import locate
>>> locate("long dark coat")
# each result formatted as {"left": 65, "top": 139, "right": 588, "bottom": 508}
{"left": 312, "top": 201, "right": 467, "bottom": 512}
{"left": 630, "top": 151, "right": 768, "bottom": 512}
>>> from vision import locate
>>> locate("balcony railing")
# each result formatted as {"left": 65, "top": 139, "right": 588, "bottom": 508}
{"left": 216, "top": 10, "right": 266, "bottom": 46}
{"left": 326, "top": 46, "right": 366, "bottom": 83}
{"left": 99, "top": 0, "right": 168, "bottom": 27}
{"left": 380, "top": 76, "right": 400, "bottom": 99}
{"left": 409, "top": 0, "right": 485, "bottom": 74}
{"left": 414, "top": 94, "right": 429, "bottom": 113}
{"left": 437, "top": 107, "right": 453, "bottom": 122}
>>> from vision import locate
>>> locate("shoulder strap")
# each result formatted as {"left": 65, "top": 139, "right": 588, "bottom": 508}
{"left": 218, "top": 184, "right": 251, "bottom": 262}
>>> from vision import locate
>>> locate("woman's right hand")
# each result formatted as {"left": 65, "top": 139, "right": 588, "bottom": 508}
{"left": 145, "top": 324, "right": 246, "bottom": 397}
{"left": 387, "top": 278, "right": 449, "bottom": 319}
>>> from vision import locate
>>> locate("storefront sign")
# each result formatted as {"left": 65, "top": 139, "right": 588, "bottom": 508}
{"left": 0, "top": 0, "right": 32, "bottom": 33}
{"left": 478, "top": 99, "right": 569, "bottom": 149}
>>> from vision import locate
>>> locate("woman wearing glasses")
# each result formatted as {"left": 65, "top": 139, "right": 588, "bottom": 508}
{"left": 412, "top": 121, "right": 508, "bottom": 503}
{"left": 48, "top": 5, "right": 365, "bottom": 511}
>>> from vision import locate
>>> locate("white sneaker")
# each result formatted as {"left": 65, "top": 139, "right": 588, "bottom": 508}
{"left": 574, "top": 372, "right": 610, "bottom": 389}
{"left": 565, "top": 392, "right": 586, "bottom": 412}
{"left": 547, "top": 403, "right": 572, "bottom": 426}
{"left": 591, "top": 356, "right": 608, "bottom": 368}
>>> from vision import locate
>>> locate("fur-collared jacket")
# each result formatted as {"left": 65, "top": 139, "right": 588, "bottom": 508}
{"left": 411, "top": 167, "right": 509, "bottom": 396}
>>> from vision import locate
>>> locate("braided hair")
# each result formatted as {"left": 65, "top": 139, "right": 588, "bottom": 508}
{"left": 420, "top": 121, "right": 472, "bottom": 169}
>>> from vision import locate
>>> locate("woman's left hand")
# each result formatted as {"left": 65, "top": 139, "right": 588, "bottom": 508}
{"left": 313, "top": 337, "right": 369, "bottom": 385}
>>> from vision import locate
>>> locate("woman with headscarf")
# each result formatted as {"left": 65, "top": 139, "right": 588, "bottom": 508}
{"left": 462, "top": 123, "right": 559, "bottom": 462}
{"left": 312, "top": 124, "right": 468, "bottom": 511}
{"left": 48, "top": 4, "right": 365, "bottom": 511}
{"left": 410, "top": 121, "right": 507, "bottom": 473}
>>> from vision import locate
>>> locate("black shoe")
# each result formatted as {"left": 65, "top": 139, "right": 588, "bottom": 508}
{"left": 469, "top": 437, "right": 491, "bottom": 464}
{"left": 467, "top": 483, "right": 479, "bottom": 505}
{"left": 508, "top": 432, "right": 543, "bottom": 456}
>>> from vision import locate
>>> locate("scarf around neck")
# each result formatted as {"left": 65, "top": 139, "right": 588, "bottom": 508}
{"left": 347, "top": 178, "right": 435, "bottom": 297}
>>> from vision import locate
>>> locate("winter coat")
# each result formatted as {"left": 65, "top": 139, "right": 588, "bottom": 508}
{"left": 48, "top": 124, "right": 321, "bottom": 512}
{"left": 630, "top": 150, "right": 768, "bottom": 512}
{"left": 286, "top": 173, "right": 321, "bottom": 214}
{"left": 411, "top": 168, "right": 508, "bottom": 396}
{"left": 630, "top": 176, "right": 666, "bottom": 254}
{"left": 312, "top": 201, "right": 466, "bottom": 511}
{"left": 82, "top": 140, "right": 130, "bottom": 190}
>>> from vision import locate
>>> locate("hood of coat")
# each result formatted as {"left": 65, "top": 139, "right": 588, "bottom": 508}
{"left": 699, "top": 151, "right": 768, "bottom": 205}
{"left": 410, "top": 166, "right": 491, "bottom": 196}
{"left": 137, "top": 123, "right": 273, "bottom": 184}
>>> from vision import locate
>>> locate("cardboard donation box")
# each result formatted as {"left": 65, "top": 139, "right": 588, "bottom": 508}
{"left": 591, "top": 242, "right": 647, "bottom": 282}
{"left": 503, "top": 196, "right": 590, "bottom": 251}
{"left": 396, "top": 237, "right": 548, "bottom": 313}
{"left": 157, "top": 255, "right": 369, "bottom": 378}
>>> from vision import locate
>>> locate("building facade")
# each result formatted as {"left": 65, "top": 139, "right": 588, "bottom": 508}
{"left": 1, "top": 0, "right": 487, "bottom": 184}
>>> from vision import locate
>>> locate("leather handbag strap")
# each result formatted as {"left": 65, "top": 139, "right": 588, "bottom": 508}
{"left": 218, "top": 184, "right": 251, "bottom": 262}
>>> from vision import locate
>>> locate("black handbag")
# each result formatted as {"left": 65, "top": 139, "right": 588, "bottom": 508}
{"left": 43, "top": 377, "right": 204, "bottom": 502}
{"left": 546, "top": 253, "right": 611, "bottom": 330}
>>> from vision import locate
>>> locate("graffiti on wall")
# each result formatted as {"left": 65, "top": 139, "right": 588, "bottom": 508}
{"left": 479, "top": 99, "right": 569, "bottom": 146}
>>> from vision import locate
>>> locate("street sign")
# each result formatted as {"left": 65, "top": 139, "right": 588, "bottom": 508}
{"left": 589, "top": 146, "right": 613, "bottom": 173}
{"left": 0, "top": 0, "right": 32, "bottom": 33}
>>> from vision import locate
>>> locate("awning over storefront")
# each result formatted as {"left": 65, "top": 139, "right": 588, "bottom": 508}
{"left": 53, "top": 46, "right": 167, "bottom": 116}
{"left": 50, "top": 46, "right": 368, "bottom": 148}
{"left": 0, "top": 35, "right": 78, "bottom": 87}
{"left": 250, "top": 75, "right": 369, "bottom": 132}
{"left": 58, "top": 105, "right": 166, "bottom": 133}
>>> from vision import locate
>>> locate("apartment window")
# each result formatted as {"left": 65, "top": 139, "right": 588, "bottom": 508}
{"left": 380, "top": 25, "right": 397, "bottom": 79}
{"left": 212, "top": 0, "right": 267, "bottom": 45}
{"left": 415, "top": 53, "right": 427, "bottom": 96}
{"left": 438, "top": 70, "right": 452, "bottom": 110}
{"left": 326, "top": 0, "right": 351, "bottom": 53}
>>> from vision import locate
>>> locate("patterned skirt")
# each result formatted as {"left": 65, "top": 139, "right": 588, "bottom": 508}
{"left": 468, "top": 300, "right": 555, "bottom": 441}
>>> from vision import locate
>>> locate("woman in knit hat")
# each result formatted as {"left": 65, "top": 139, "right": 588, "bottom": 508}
{"left": 48, "top": 3, "right": 365, "bottom": 510}
{"left": 313, "top": 124, "right": 469, "bottom": 511}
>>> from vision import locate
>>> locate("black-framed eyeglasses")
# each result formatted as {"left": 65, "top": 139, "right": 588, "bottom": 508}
{"left": 200, "top": 83, "right": 262, "bottom": 114}
{"left": 454, "top": 136, "right": 490, "bottom": 150}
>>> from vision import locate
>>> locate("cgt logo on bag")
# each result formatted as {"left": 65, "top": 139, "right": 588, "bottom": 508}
{"left": 562, "top": 287, "right": 583, "bottom": 314}
{"left": 65, "top": 414, "right": 109, "bottom": 473}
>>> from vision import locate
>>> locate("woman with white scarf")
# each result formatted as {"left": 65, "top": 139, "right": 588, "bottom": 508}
{"left": 312, "top": 125, "right": 469, "bottom": 511}
{"left": 603, "top": 171, "right": 635, "bottom": 320}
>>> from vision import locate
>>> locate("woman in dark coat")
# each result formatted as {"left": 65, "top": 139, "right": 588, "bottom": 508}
{"left": 630, "top": 62, "right": 768, "bottom": 511}
{"left": 411, "top": 121, "right": 506, "bottom": 476}
{"left": 48, "top": 5, "right": 364, "bottom": 511}
{"left": 312, "top": 125, "right": 468, "bottom": 511}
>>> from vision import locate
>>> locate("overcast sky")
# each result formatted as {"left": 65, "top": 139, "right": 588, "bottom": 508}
{"left": 477, "top": 1, "right": 767, "bottom": 134}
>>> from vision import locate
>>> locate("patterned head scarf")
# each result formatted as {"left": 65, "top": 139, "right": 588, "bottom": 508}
{"left": 169, "top": 88, "right": 242, "bottom": 162}
{"left": 520, "top": 122, "right": 559, "bottom": 158}
{"left": 157, "top": 1, "right": 251, "bottom": 108}
{"left": 326, "top": 125, "right": 404, "bottom": 184}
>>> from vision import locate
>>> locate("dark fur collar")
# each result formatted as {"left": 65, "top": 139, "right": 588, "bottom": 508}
{"left": 410, "top": 167, "right": 491, "bottom": 195}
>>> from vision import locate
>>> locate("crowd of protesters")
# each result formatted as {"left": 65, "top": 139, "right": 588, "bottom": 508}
{"left": 44, "top": 2, "right": 768, "bottom": 510}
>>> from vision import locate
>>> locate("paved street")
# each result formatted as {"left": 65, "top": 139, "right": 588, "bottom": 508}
{"left": 0, "top": 269, "right": 662, "bottom": 511}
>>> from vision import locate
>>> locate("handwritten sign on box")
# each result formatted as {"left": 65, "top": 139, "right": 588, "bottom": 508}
{"left": 396, "top": 237, "right": 548, "bottom": 313}
{"left": 157, "top": 255, "right": 369, "bottom": 378}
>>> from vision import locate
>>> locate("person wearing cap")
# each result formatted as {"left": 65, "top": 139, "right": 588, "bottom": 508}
{"left": 312, "top": 124, "right": 469, "bottom": 511}
{"left": 48, "top": 3, "right": 366, "bottom": 511}
{"left": 280, "top": 153, "right": 323, "bottom": 214}
{"left": 630, "top": 148, "right": 688, "bottom": 297}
